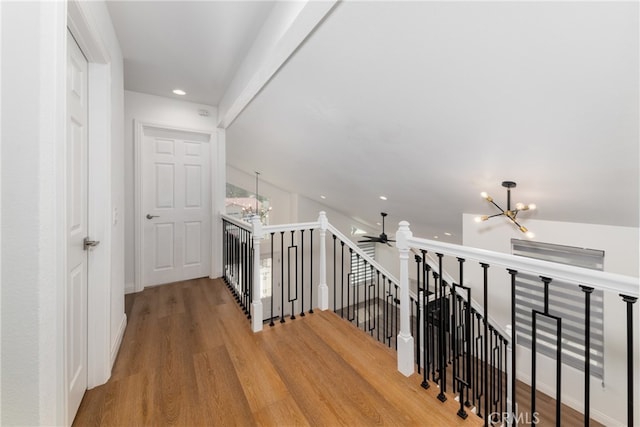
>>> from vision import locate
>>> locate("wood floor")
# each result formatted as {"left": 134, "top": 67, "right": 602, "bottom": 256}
{"left": 74, "top": 278, "right": 482, "bottom": 426}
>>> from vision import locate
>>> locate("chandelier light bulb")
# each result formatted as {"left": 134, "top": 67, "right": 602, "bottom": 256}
{"left": 515, "top": 202, "right": 524, "bottom": 210}
{"left": 480, "top": 192, "right": 488, "bottom": 199}
{"left": 525, "top": 231, "right": 535, "bottom": 239}
{"left": 528, "top": 204, "right": 537, "bottom": 211}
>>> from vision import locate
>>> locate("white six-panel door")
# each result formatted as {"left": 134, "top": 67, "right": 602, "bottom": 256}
{"left": 142, "top": 126, "right": 211, "bottom": 287}
{"left": 66, "top": 31, "right": 88, "bottom": 422}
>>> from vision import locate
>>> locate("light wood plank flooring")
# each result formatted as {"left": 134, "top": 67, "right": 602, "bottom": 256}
{"left": 74, "top": 278, "right": 482, "bottom": 426}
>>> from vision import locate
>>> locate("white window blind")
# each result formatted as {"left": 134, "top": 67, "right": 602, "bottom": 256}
{"left": 351, "top": 242, "right": 375, "bottom": 286}
{"left": 511, "top": 239, "right": 605, "bottom": 380}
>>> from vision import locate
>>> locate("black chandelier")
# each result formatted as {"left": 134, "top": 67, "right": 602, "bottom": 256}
{"left": 475, "top": 181, "right": 536, "bottom": 238}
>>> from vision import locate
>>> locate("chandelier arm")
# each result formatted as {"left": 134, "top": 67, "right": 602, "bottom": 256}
{"left": 510, "top": 216, "right": 527, "bottom": 232}
{"left": 486, "top": 213, "right": 504, "bottom": 219}
{"left": 488, "top": 199, "right": 505, "bottom": 213}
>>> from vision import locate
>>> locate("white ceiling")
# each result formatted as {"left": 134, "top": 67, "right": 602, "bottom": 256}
{"left": 108, "top": 1, "right": 639, "bottom": 242}
{"left": 106, "top": 0, "right": 275, "bottom": 105}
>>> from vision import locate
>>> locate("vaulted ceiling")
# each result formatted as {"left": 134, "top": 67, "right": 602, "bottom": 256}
{"left": 108, "top": 1, "right": 639, "bottom": 242}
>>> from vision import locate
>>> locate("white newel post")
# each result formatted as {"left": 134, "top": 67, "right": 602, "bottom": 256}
{"left": 251, "top": 216, "right": 264, "bottom": 332}
{"left": 396, "top": 220, "right": 415, "bottom": 376}
{"left": 318, "top": 211, "right": 329, "bottom": 310}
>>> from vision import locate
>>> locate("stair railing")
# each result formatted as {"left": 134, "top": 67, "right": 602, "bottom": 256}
{"left": 396, "top": 220, "right": 638, "bottom": 426}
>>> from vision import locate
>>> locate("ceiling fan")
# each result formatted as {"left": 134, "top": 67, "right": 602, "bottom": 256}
{"left": 358, "top": 212, "right": 396, "bottom": 246}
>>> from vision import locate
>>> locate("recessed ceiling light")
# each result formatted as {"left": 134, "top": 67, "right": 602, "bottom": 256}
{"left": 320, "top": 195, "right": 326, "bottom": 199}
{"left": 173, "top": 89, "right": 186, "bottom": 95}
{"left": 444, "top": 232, "right": 452, "bottom": 236}
{"left": 434, "top": 235, "right": 439, "bottom": 239}
{"left": 379, "top": 196, "right": 387, "bottom": 200}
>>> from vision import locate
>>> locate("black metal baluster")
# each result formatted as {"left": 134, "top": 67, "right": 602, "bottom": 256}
{"left": 476, "top": 313, "right": 483, "bottom": 417}
{"left": 432, "top": 271, "right": 438, "bottom": 383}
{"left": 269, "top": 233, "right": 275, "bottom": 327}
{"left": 532, "top": 276, "right": 561, "bottom": 427}
{"left": 248, "top": 231, "right": 253, "bottom": 318}
{"left": 480, "top": 263, "right": 489, "bottom": 425}
{"left": 394, "top": 284, "right": 399, "bottom": 350}
{"left": 300, "top": 230, "right": 305, "bottom": 317}
{"left": 309, "top": 229, "right": 314, "bottom": 314}
{"left": 347, "top": 248, "right": 353, "bottom": 322}
{"left": 368, "top": 266, "right": 375, "bottom": 335}
{"left": 387, "top": 278, "right": 394, "bottom": 348}
{"left": 507, "top": 269, "right": 518, "bottom": 422}
{"left": 414, "top": 297, "right": 419, "bottom": 363}
{"left": 491, "top": 329, "right": 497, "bottom": 421}
{"left": 289, "top": 231, "right": 297, "bottom": 320}
{"left": 376, "top": 270, "right": 381, "bottom": 342}
{"left": 415, "top": 254, "right": 422, "bottom": 374}
{"left": 332, "top": 234, "right": 342, "bottom": 313}
{"left": 500, "top": 335, "right": 505, "bottom": 419}
{"left": 580, "top": 285, "right": 593, "bottom": 426}
{"left": 280, "top": 231, "right": 285, "bottom": 323}
{"left": 452, "top": 289, "right": 458, "bottom": 397}
{"left": 422, "top": 252, "right": 430, "bottom": 389}
{"left": 455, "top": 258, "right": 469, "bottom": 419}
{"left": 620, "top": 294, "right": 637, "bottom": 427}
{"left": 437, "top": 253, "right": 447, "bottom": 402}
{"left": 356, "top": 253, "right": 360, "bottom": 327}
{"left": 472, "top": 311, "right": 478, "bottom": 412}
{"left": 423, "top": 253, "right": 431, "bottom": 389}
{"left": 340, "top": 241, "right": 345, "bottom": 319}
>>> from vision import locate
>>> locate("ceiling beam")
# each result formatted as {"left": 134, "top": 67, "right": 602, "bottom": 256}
{"left": 217, "top": 0, "right": 338, "bottom": 129}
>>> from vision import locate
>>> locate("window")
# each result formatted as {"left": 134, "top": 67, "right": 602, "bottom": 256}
{"left": 351, "top": 242, "right": 376, "bottom": 286}
{"left": 225, "top": 182, "right": 271, "bottom": 225}
{"left": 512, "top": 239, "right": 605, "bottom": 379}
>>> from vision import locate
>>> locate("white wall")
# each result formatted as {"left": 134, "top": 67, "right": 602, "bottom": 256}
{"left": 123, "top": 90, "right": 219, "bottom": 292}
{"left": 1, "top": 1, "right": 125, "bottom": 424}
{"left": 462, "top": 213, "right": 639, "bottom": 425}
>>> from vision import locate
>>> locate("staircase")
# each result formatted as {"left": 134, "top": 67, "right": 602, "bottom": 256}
{"left": 222, "top": 211, "right": 638, "bottom": 426}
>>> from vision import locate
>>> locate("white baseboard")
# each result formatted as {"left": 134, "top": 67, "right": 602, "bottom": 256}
{"left": 125, "top": 281, "right": 135, "bottom": 294}
{"left": 110, "top": 313, "right": 127, "bottom": 368}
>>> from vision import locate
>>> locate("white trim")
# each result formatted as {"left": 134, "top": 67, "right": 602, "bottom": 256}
{"left": 67, "top": 0, "right": 110, "bottom": 64}
{"left": 406, "top": 236, "right": 638, "bottom": 297}
{"left": 125, "top": 281, "right": 136, "bottom": 294}
{"left": 110, "top": 314, "right": 127, "bottom": 368}
{"left": 211, "top": 128, "right": 226, "bottom": 278}
{"left": 134, "top": 121, "right": 215, "bottom": 292}
{"left": 221, "top": 213, "right": 253, "bottom": 230}
{"left": 0, "top": 1, "right": 3, "bottom": 420}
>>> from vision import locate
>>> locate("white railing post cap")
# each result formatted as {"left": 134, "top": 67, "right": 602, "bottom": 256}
{"left": 318, "top": 211, "right": 328, "bottom": 228}
{"left": 396, "top": 220, "right": 412, "bottom": 250}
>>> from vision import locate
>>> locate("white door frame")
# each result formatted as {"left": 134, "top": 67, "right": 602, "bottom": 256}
{"left": 67, "top": 0, "right": 113, "bottom": 408}
{"left": 134, "top": 121, "right": 216, "bottom": 292}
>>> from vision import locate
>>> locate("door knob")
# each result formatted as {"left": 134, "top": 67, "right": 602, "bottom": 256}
{"left": 83, "top": 237, "right": 100, "bottom": 251}
{"left": 146, "top": 214, "right": 159, "bottom": 219}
